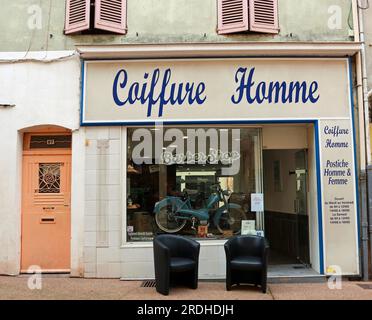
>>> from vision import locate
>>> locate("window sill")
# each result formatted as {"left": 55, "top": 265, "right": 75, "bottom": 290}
{"left": 121, "top": 239, "right": 228, "bottom": 249}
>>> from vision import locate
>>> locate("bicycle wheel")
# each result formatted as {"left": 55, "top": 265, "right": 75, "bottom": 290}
{"left": 216, "top": 207, "right": 247, "bottom": 235}
{"left": 155, "top": 204, "right": 187, "bottom": 233}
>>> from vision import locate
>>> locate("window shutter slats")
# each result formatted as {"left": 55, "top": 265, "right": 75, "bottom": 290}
{"left": 95, "top": 0, "right": 127, "bottom": 34}
{"left": 249, "top": 0, "right": 279, "bottom": 34}
{"left": 217, "top": 0, "right": 249, "bottom": 35}
{"left": 65, "top": 0, "right": 90, "bottom": 34}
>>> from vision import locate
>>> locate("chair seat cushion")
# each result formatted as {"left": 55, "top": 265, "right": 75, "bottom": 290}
{"left": 170, "top": 257, "right": 196, "bottom": 272}
{"left": 230, "top": 256, "right": 263, "bottom": 271}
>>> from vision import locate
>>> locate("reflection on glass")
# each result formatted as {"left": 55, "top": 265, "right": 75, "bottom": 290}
{"left": 126, "top": 127, "right": 262, "bottom": 242}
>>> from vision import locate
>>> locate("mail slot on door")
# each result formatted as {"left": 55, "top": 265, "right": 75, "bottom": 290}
{"left": 43, "top": 207, "right": 55, "bottom": 211}
{"left": 40, "top": 217, "right": 56, "bottom": 224}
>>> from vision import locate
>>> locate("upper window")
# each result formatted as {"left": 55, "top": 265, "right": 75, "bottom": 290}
{"left": 217, "top": 0, "right": 279, "bottom": 35}
{"left": 64, "top": 0, "right": 127, "bottom": 35}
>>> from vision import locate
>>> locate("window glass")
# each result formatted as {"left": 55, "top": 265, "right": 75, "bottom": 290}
{"left": 126, "top": 127, "right": 262, "bottom": 241}
{"left": 38, "top": 163, "right": 61, "bottom": 194}
{"left": 30, "top": 135, "right": 72, "bottom": 149}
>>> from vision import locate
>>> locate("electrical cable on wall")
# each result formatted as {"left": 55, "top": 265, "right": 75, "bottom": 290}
{"left": 22, "top": 0, "right": 42, "bottom": 60}
{"left": 6, "top": 0, "right": 76, "bottom": 64}
{"left": 348, "top": 3, "right": 354, "bottom": 30}
{"left": 0, "top": 52, "right": 78, "bottom": 64}
{"left": 40, "top": 0, "right": 53, "bottom": 60}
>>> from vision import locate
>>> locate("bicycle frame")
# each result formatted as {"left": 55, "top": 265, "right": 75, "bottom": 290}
{"left": 153, "top": 188, "right": 242, "bottom": 225}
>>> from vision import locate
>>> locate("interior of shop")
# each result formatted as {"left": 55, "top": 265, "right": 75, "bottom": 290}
{"left": 125, "top": 124, "right": 320, "bottom": 277}
{"left": 263, "top": 149, "right": 312, "bottom": 275}
{"left": 126, "top": 127, "right": 261, "bottom": 241}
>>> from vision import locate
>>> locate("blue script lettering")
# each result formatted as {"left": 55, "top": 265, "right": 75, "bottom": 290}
{"left": 231, "top": 67, "right": 320, "bottom": 105}
{"left": 113, "top": 68, "right": 206, "bottom": 117}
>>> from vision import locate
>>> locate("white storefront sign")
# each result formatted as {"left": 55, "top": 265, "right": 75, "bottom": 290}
{"left": 319, "top": 120, "right": 359, "bottom": 275}
{"left": 82, "top": 58, "right": 350, "bottom": 124}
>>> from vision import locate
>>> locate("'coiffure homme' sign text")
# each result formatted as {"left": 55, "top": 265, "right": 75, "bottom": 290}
{"left": 112, "top": 67, "right": 320, "bottom": 118}
{"left": 82, "top": 58, "right": 350, "bottom": 124}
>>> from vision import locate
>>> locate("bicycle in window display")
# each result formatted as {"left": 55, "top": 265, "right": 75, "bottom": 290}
{"left": 153, "top": 182, "right": 247, "bottom": 235}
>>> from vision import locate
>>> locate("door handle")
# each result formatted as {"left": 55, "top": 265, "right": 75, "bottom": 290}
{"left": 43, "top": 207, "right": 55, "bottom": 210}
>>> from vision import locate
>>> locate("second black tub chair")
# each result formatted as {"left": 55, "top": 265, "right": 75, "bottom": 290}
{"left": 224, "top": 235, "right": 269, "bottom": 293}
{"left": 153, "top": 234, "right": 200, "bottom": 295}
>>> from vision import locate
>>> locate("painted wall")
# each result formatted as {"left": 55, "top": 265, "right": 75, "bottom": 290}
{"left": 0, "top": 57, "right": 84, "bottom": 276}
{"left": 262, "top": 125, "right": 309, "bottom": 213}
{"left": 0, "top": 0, "right": 355, "bottom": 52}
{"left": 263, "top": 126, "right": 308, "bottom": 150}
{"left": 263, "top": 149, "right": 298, "bottom": 214}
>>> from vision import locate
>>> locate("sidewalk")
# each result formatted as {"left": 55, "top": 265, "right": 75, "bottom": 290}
{"left": 0, "top": 276, "right": 372, "bottom": 300}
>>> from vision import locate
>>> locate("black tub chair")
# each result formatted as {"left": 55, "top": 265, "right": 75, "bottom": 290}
{"left": 153, "top": 234, "right": 200, "bottom": 295}
{"left": 224, "top": 235, "right": 269, "bottom": 293}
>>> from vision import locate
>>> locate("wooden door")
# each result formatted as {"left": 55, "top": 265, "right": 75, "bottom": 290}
{"left": 21, "top": 154, "right": 71, "bottom": 272}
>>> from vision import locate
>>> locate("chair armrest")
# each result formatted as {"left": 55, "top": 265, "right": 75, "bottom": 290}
{"left": 224, "top": 241, "right": 235, "bottom": 262}
{"left": 180, "top": 237, "right": 200, "bottom": 261}
{"left": 154, "top": 239, "right": 170, "bottom": 266}
{"left": 224, "top": 243, "right": 231, "bottom": 261}
{"left": 261, "top": 238, "right": 270, "bottom": 266}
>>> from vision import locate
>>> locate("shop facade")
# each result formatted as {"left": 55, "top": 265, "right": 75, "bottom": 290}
{"left": 1, "top": 0, "right": 369, "bottom": 281}
{"left": 78, "top": 54, "right": 360, "bottom": 279}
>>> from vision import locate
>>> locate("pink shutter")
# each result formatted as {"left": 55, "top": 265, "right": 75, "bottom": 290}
{"left": 95, "top": 0, "right": 127, "bottom": 34}
{"left": 217, "top": 0, "right": 249, "bottom": 35}
{"left": 249, "top": 0, "right": 279, "bottom": 33}
{"left": 65, "top": 0, "right": 90, "bottom": 34}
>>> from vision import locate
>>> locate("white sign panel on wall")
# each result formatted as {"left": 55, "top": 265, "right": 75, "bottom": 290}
{"left": 319, "top": 120, "right": 359, "bottom": 275}
{"left": 82, "top": 58, "right": 350, "bottom": 124}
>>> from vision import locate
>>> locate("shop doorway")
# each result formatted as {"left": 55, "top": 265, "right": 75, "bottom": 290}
{"left": 21, "top": 132, "right": 72, "bottom": 273}
{"left": 263, "top": 149, "right": 311, "bottom": 272}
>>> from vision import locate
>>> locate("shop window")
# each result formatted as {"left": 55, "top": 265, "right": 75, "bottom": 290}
{"left": 217, "top": 0, "right": 279, "bottom": 35}
{"left": 126, "top": 127, "right": 262, "bottom": 242}
{"left": 64, "top": 0, "right": 127, "bottom": 35}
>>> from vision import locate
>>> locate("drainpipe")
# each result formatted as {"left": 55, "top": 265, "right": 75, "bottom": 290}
{"left": 369, "top": 88, "right": 372, "bottom": 278}
{"left": 356, "top": 1, "right": 372, "bottom": 281}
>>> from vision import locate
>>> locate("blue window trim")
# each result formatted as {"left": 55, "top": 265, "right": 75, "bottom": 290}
{"left": 314, "top": 121, "right": 325, "bottom": 274}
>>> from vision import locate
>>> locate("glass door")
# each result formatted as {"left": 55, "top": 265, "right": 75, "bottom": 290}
{"left": 254, "top": 131, "right": 264, "bottom": 232}
{"left": 294, "top": 150, "right": 310, "bottom": 265}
